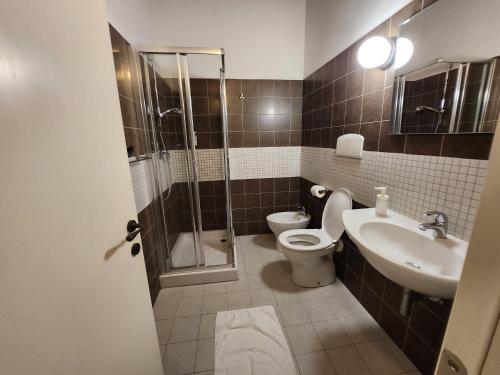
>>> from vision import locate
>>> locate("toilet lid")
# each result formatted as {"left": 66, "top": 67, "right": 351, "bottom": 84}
{"left": 322, "top": 188, "right": 352, "bottom": 242}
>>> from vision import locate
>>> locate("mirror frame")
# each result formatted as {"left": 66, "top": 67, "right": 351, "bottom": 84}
{"left": 391, "top": 59, "right": 497, "bottom": 135}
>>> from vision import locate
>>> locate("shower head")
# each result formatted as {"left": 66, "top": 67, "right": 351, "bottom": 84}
{"left": 158, "top": 107, "right": 182, "bottom": 118}
{"left": 415, "top": 105, "right": 445, "bottom": 114}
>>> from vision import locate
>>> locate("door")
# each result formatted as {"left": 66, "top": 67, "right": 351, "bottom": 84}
{"left": 435, "top": 120, "right": 500, "bottom": 373}
{"left": 0, "top": 1, "right": 163, "bottom": 374}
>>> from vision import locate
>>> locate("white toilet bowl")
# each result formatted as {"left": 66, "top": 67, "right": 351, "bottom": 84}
{"left": 278, "top": 188, "right": 352, "bottom": 287}
{"left": 267, "top": 211, "right": 310, "bottom": 237}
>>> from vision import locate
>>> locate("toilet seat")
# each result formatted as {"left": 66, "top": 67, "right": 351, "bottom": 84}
{"left": 278, "top": 229, "right": 333, "bottom": 252}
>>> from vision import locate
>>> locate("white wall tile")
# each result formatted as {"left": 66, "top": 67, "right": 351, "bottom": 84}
{"left": 301, "top": 147, "right": 487, "bottom": 240}
{"left": 229, "top": 147, "right": 301, "bottom": 180}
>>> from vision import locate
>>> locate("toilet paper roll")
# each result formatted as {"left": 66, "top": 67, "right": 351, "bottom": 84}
{"left": 310, "top": 185, "right": 326, "bottom": 198}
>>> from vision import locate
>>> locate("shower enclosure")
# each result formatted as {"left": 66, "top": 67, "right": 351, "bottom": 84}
{"left": 136, "top": 48, "right": 235, "bottom": 286}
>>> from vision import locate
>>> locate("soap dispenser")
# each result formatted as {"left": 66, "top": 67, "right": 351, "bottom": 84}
{"left": 374, "top": 187, "right": 389, "bottom": 216}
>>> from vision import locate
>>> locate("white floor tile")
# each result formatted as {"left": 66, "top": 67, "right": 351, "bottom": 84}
{"left": 156, "top": 318, "right": 173, "bottom": 345}
{"left": 176, "top": 296, "right": 203, "bottom": 317}
{"left": 250, "top": 288, "right": 277, "bottom": 306}
{"left": 319, "top": 281, "right": 350, "bottom": 298}
{"left": 356, "top": 340, "right": 409, "bottom": 375}
{"left": 247, "top": 273, "right": 269, "bottom": 290}
{"left": 326, "top": 294, "right": 366, "bottom": 319}
{"left": 295, "top": 351, "right": 336, "bottom": 375}
{"left": 163, "top": 341, "right": 197, "bottom": 375}
{"left": 383, "top": 338, "right": 416, "bottom": 372}
{"left": 338, "top": 314, "right": 387, "bottom": 343}
{"left": 295, "top": 286, "right": 325, "bottom": 302}
{"left": 227, "top": 290, "right": 252, "bottom": 310}
{"left": 265, "top": 266, "right": 293, "bottom": 286}
{"left": 278, "top": 302, "right": 310, "bottom": 326}
{"left": 195, "top": 338, "right": 215, "bottom": 372}
{"left": 160, "top": 344, "right": 166, "bottom": 360}
{"left": 180, "top": 285, "right": 205, "bottom": 297}
{"left": 199, "top": 313, "right": 216, "bottom": 339}
{"left": 156, "top": 235, "right": 417, "bottom": 375}
{"left": 202, "top": 293, "right": 228, "bottom": 314}
{"left": 327, "top": 345, "right": 371, "bottom": 375}
{"left": 157, "top": 287, "right": 183, "bottom": 303}
{"left": 154, "top": 296, "right": 179, "bottom": 320}
{"left": 203, "top": 283, "right": 227, "bottom": 295}
{"left": 272, "top": 284, "right": 300, "bottom": 304}
{"left": 313, "top": 319, "right": 352, "bottom": 349}
{"left": 285, "top": 323, "right": 324, "bottom": 355}
{"left": 226, "top": 276, "right": 249, "bottom": 292}
{"left": 244, "top": 259, "right": 264, "bottom": 274}
{"left": 303, "top": 299, "right": 336, "bottom": 322}
{"left": 169, "top": 316, "right": 201, "bottom": 343}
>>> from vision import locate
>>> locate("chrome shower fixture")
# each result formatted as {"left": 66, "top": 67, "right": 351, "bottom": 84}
{"left": 158, "top": 107, "right": 182, "bottom": 118}
{"left": 415, "top": 105, "right": 445, "bottom": 114}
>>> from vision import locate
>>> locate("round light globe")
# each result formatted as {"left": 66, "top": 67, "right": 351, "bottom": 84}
{"left": 394, "top": 37, "right": 414, "bottom": 69}
{"left": 357, "top": 36, "right": 393, "bottom": 69}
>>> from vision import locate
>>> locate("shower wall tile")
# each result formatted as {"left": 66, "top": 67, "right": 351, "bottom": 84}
{"left": 198, "top": 180, "right": 228, "bottom": 231}
{"left": 158, "top": 78, "right": 303, "bottom": 153}
{"left": 109, "top": 24, "right": 160, "bottom": 303}
{"left": 109, "top": 24, "right": 148, "bottom": 158}
{"left": 168, "top": 147, "right": 301, "bottom": 183}
{"left": 229, "top": 147, "right": 301, "bottom": 180}
{"left": 228, "top": 80, "right": 303, "bottom": 148}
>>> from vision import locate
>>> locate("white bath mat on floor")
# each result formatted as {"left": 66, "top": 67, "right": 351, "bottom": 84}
{"left": 215, "top": 306, "right": 297, "bottom": 375}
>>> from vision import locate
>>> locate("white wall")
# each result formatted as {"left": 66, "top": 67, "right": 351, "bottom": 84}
{"left": 303, "top": 0, "right": 413, "bottom": 77}
{"left": 397, "top": 0, "right": 500, "bottom": 75}
{"left": 106, "top": 0, "right": 306, "bottom": 79}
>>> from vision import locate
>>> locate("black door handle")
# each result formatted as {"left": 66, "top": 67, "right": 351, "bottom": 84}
{"left": 126, "top": 219, "right": 144, "bottom": 242}
{"left": 127, "top": 219, "right": 144, "bottom": 232}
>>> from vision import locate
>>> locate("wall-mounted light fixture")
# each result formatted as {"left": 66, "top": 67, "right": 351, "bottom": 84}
{"left": 357, "top": 36, "right": 413, "bottom": 70}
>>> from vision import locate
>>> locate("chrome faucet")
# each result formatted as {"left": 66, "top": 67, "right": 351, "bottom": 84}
{"left": 297, "top": 205, "right": 307, "bottom": 216}
{"left": 419, "top": 211, "right": 448, "bottom": 239}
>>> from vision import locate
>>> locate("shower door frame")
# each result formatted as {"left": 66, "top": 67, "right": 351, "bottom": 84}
{"left": 136, "top": 47, "right": 234, "bottom": 275}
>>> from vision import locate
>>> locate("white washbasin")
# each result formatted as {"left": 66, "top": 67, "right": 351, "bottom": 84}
{"left": 267, "top": 211, "right": 310, "bottom": 237}
{"left": 342, "top": 208, "right": 468, "bottom": 299}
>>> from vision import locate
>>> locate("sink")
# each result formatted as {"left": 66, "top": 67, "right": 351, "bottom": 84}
{"left": 342, "top": 208, "right": 468, "bottom": 299}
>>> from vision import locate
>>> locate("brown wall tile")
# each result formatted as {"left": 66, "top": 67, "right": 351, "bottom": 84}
{"left": 301, "top": 0, "right": 494, "bottom": 160}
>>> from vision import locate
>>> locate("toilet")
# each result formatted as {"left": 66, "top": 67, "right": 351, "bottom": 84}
{"left": 278, "top": 188, "right": 352, "bottom": 287}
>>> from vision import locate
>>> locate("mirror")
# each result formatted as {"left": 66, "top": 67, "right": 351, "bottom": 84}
{"left": 391, "top": 0, "right": 500, "bottom": 134}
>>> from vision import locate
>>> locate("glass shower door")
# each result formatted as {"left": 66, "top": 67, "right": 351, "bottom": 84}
{"left": 141, "top": 54, "right": 201, "bottom": 270}
{"left": 176, "top": 53, "right": 205, "bottom": 267}
{"left": 138, "top": 48, "right": 234, "bottom": 279}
